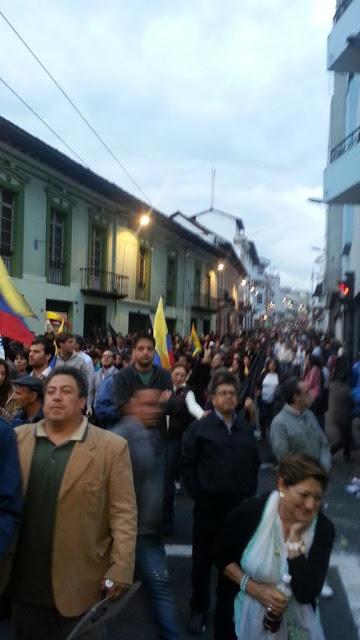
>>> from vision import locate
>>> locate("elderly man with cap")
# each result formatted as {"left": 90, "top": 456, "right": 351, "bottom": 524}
{"left": 9, "top": 376, "right": 44, "bottom": 428}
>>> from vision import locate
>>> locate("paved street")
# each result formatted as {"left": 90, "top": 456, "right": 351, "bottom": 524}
{"left": 1, "top": 437, "right": 360, "bottom": 640}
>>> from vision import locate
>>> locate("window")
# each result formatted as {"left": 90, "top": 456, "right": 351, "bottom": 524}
{"left": 89, "top": 226, "right": 104, "bottom": 289}
{"left": 166, "top": 255, "right": 177, "bottom": 306}
{"left": 0, "top": 188, "right": 14, "bottom": 271}
{"left": 49, "top": 208, "right": 65, "bottom": 284}
{"left": 138, "top": 245, "right": 147, "bottom": 287}
{"left": 205, "top": 273, "right": 211, "bottom": 303}
{"left": 136, "top": 242, "right": 151, "bottom": 301}
{"left": 194, "top": 264, "right": 201, "bottom": 304}
{"left": 257, "top": 293, "right": 263, "bottom": 304}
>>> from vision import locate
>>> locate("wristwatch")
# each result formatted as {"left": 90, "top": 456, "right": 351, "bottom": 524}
{"left": 286, "top": 540, "right": 305, "bottom": 554}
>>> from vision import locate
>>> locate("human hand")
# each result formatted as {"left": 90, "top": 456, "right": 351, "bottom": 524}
{"left": 244, "top": 397, "right": 255, "bottom": 412}
{"left": 251, "top": 582, "right": 289, "bottom": 617}
{"left": 100, "top": 579, "right": 130, "bottom": 601}
{"left": 159, "top": 390, "right": 172, "bottom": 403}
{"left": 202, "top": 347, "right": 212, "bottom": 363}
{"left": 288, "top": 522, "right": 308, "bottom": 542}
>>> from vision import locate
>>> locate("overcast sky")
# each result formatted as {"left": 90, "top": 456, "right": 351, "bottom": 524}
{"left": 0, "top": 0, "right": 334, "bottom": 289}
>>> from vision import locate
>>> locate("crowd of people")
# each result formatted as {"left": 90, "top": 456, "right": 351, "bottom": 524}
{"left": 0, "top": 324, "right": 358, "bottom": 640}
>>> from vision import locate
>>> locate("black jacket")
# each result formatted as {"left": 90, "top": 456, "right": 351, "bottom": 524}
{"left": 161, "top": 386, "right": 194, "bottom": 440}
{"left": 113, "top": 364, "right": 172, "bottom": 412}
{"left": 213, "top": 494, "right": 335, "bottom": 640}
{"left": 181, "top": 410, "right": 260, "bottom": 502}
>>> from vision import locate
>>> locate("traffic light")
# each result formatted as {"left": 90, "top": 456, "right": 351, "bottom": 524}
{"left": 338, "top": 272, "right": 354, "bottom": 302}
{"left": 339, "top": 281, "right": 350, "bottom": 296}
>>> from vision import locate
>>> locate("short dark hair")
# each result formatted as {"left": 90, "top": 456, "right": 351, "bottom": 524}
{"left": 44, "top": 366, "right": 88, "bottom": 399}
{"left": 282, "top": 378, "right": 301, "bottom": 405}
{"left": 172, "top": 362, "right": 188, "bottom": 374}
{"left": 133, "top": 333, "right": 155, "bottom": 349}
{"left": 278, "top": 454, "right": 329, "bottom": 491}
{"left": 208, "top": 368, "right": 240, "bottom": 396}
{"left": 74, "top": 335, "right": 86, "bottom": 351}
{"left": 55, "top": 333, "right": 74, "bottom": 347}
{"left": 31, "top": 336, "right": 56, "bottom": 359}
{"left": 16, "top": 351, "right": 28, "bottom": 362}
{"left": 265, "top": 357, "right": 278, "bottom": 373}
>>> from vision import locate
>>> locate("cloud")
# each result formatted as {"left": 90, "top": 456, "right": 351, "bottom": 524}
{"left": 0, "top": 0, "right": 333, "bottom": 288}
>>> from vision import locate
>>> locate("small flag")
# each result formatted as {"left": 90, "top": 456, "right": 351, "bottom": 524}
{"left": 190, "top": 323, "right": 202, "bottom": 357}
{"left": 153, "top": 297, "right": 175, "bottom": 369}
{"left": 46, "top": 311, "right": 67, "bottom": 334}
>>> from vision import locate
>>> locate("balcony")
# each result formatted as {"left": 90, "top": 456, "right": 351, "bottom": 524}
{"left": 324, "top": 126, "right": 360, "bottom": 203}
{"left": 191, "top": 292, "right": 218, "bottom": 312}
{"left": 218, "top": 290, "right": 236, "bottom": 307}
{"left": 80, "top": 268, "right": 129, "bottom": 299}
{"left": 328, "top": 0, "right": 360, "bottom": 72}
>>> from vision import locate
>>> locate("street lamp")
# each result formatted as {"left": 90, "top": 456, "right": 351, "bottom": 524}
{"left": 139, "top": 213, "right": 150, "bottom": 227}
{"left": 217, "top": 262, "right": 225, "bottom": 271}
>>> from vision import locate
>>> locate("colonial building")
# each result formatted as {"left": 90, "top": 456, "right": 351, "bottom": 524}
{"left": 323, "top": 0, "right": 360, "bottom": 353}
{"left": 0, "top": 116, "right": 246, "bottom": 338}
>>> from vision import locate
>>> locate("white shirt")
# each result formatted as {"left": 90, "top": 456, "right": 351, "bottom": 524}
{"left": 261, "top": 373, "right": 279, "bottom": 403}
{"left": 173, "top": 385, "right": 204, "bottom": 421}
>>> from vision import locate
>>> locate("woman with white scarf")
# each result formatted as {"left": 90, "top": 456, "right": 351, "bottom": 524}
{"left": 214, "top": 454, "right": 335, "bottom": 640}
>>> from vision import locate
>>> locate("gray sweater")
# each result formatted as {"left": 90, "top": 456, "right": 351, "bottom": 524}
{"left": 270, "top": 405, "right": 331, "bottom": 471}
{"left": 112, "top": 416, "right": 164, "bottom": 536}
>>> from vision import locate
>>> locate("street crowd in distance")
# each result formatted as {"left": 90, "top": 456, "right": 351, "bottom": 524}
{"left": 0, "top": 325, "right": 359, "bottom": 640}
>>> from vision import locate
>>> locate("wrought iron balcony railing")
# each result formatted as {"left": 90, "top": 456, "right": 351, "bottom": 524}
{"left": 330, "top": 125, "right": 360, "bottom": 162}
{"left": 80, "top": 268, "right": 129, "bottom": 299}
{"left": 217, "top": 290, "right": 236, "bottom": 306}
{"left": 334, "top": 0, "right": 354, "bottom": 23}
{"left": 191, "top": 292, "right": 218, "bottom": 311}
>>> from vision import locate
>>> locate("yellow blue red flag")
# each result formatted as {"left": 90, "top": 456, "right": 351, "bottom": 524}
{"left": 0, "top": 256, "right": 35, "bottom": 344}
{"left": 153, "top": 296, "right": 174, "bottom": 369}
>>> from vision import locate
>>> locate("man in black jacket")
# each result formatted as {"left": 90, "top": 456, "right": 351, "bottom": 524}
{"left": 112, "top": 334, "right": 172, "bottom": 419}
{"left": 181, "top": 370, "right": 260, "bottom": 634}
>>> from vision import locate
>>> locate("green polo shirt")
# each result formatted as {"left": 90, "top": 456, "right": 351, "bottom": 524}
{"left": 12, "top": 419, "right": 88, "bottom": 607}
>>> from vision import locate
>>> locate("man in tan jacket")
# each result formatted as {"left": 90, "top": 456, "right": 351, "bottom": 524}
{"left": 8, "top": 366, "right": 137, "bottom": 640}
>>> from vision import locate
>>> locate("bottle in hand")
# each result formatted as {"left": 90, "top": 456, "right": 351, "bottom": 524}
{"left": 263, "top": 573, "right": 292, "bottom": 633}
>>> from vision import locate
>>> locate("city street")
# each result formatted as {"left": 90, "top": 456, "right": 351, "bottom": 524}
{"left": 1, "top": 442, "right": 359, "bottom": 640}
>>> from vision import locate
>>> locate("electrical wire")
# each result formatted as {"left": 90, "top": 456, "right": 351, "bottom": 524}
{"left": 0, "top": 9, "right": 152, "bottom": 208}
{"left": 0, "top": 75, "right": 89, "bottom": 167}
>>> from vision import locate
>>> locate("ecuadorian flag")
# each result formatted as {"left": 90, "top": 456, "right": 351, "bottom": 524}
{"left": 153, "top": 296, "right": 175, "bottom": 369}
{"left": 0, "top": 256, "right": 35, "bottom": 344}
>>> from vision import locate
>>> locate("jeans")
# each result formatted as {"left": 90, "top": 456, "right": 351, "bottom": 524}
{"left": 106, "top": 536, "right": 180, "bottom": 640}
{"left": 163, "top": 440, "right": 182, "bottom": 530}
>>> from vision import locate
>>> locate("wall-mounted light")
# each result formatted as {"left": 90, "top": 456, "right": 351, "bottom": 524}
{"left": 217, "top": 262, "right": 225, "bottom": 271}
{"left": 139, "top": 213, "right": 150, "bottom": 227}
